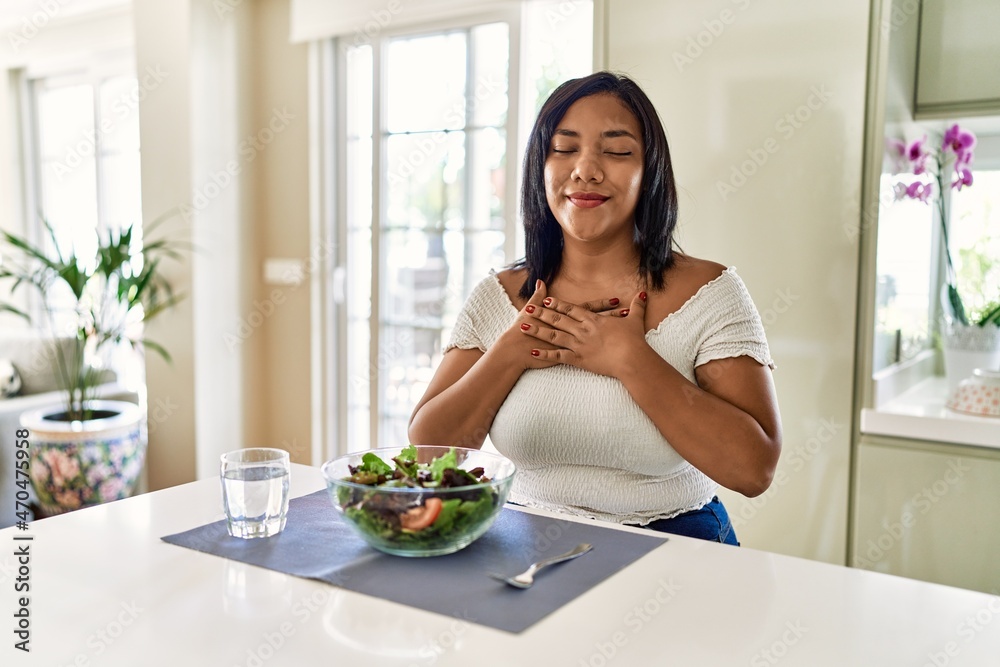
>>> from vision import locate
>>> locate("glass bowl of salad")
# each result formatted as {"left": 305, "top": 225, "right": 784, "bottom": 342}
{"left": 321, "top": 445, "right": 516, "bottom": 557}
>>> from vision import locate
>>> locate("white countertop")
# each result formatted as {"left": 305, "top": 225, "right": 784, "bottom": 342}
{"left": 3, "top": 464, "right": 999, "bottom": 666}
{"left": 862, "top": 377, "right": 1000, "bottom": 449}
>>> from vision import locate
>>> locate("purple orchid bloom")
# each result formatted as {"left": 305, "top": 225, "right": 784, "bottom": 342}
{"left": 942, "top": 124, "right": 976, "bottom": 157}
{"left": 886, "top": 138, "right": 908, "bottom": 172}
{"left": 952, "top": 167, "right": 974, "bottom": 191}
{"left": 905, "top": 136, "right": 929, "bottom": 174}
{"left": 905, "top": 181, "right": 933, "bottom": 202}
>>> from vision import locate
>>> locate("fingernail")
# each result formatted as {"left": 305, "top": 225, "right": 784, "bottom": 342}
{"left": 639, "top": 291, "right": 647, "bottom": 301}
{"left": 525, "top": 304, "right": 536, "bottom": 314}
{"left": 543, "top": 297, "right": 553, "bottom": 307}
{"left": 530, "top": 349, "right": 540, "bottom": 357}
{"left": 620, "top": 308, "right": 630, "bottom": 316}
{"left": 536, "top": 279, "right": 542, "bottom": 290}
{"left": 520, "top": 323, "right": 531, "bottom": 331}
{"left": 609, "top": 298, "right": 620, "bottom": 306}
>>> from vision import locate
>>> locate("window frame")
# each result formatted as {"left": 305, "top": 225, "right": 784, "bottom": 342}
{"left": 20, "top": 55, "right": 140, "bottom": 326}
{"left": 331, "top": 8, "right": 523, "bottom": 456}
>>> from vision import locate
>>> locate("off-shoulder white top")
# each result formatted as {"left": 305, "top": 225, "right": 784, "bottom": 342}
{"left": 445, "top": 267, "right": 775, "bottom": 525}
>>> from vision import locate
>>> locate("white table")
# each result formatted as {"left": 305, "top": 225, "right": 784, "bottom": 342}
{"left": 2, "top": 464, "right": 999, "bottom": 666}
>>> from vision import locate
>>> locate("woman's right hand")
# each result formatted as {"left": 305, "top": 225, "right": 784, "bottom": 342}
{"left": 496, "top": 280, "right": 623, "bottom": 370}
{"left": 495, "top": 280, "right": 560, "bottom": 370}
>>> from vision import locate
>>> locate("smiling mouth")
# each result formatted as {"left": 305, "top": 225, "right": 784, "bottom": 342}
{"left": 567, "top": 193, "right": 609, "bottom": 208}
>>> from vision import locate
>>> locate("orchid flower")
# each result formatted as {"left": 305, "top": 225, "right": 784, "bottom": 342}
{"left": 904, "top": 181, "right": 932, "bottom": 202}
{"left": 906, "top": 136, "right": 930, "bottom": 174}
{"left": 886, "top": 138, "right": 908, "bottom": 173}
{"left": 952, "top": 167, "right": 973, "bottom": 191}
{"left": 887, "top": 124, "right": 978, "bottom": 324}
{"left": 942, "top": 123, "right": 976, "bottom": 158}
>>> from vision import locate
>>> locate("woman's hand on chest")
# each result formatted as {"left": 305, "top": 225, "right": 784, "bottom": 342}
{"left": 519, "top": 280, "right": 652, "bottom": 378}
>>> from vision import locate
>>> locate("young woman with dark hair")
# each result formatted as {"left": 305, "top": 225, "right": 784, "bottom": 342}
{"left": 409, "top": 71, "right": 781, "bottom": 544}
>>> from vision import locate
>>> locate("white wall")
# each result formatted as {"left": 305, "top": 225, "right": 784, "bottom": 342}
{"left": 130, "top": 0, "right": 311, "bottom": 488}
{"left": 131, "top": 0, "right": 197, "bottom": 490}
{"left": 606, "top": 0, "right": 870, "bottom": 563}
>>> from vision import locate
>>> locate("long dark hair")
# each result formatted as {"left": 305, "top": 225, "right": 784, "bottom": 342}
{"left": 516, "top": 71, "right": 679, "bottom": 299}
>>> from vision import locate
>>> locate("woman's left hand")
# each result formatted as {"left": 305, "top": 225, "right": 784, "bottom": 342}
{"left": 520, "top": 281, "right": 649, "bottom": 377}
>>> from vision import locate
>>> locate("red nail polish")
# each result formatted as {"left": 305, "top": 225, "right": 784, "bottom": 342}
{"left": 543, "top": 297, "right": 553, "bottom": 307}
{"left": 525, "top": 304, "right": 536, "bottom": 313}
{"left": 620, "top": 308, "right": 630, "bottom": 316}
{"left": 609, "top": 298, "right": 620, "bottom": 306}
{"left": 520, "top": 323, "right": 531, "bottom": 331}
{"left": 639, "top": 291, "right": 647, "bottom": 301}
{"left": 531, "top": 349, "right": 540, "bottom": 357}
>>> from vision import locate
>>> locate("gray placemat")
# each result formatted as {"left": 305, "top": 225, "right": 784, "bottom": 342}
{"left": 161, "top": 489, "right": 667, "bottom": 633}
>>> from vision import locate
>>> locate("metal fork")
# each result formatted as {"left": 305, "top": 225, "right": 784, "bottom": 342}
{"left": 488, "top": 543, "right": 593, "bottom": 589}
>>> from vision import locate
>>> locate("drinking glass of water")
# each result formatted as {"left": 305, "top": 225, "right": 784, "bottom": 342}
{"left": 220, "top": 448, "right": 291, "bottom": 539}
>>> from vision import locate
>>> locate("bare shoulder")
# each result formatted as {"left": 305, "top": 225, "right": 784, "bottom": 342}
{"left": 495, "top": 267, "right": 529, "bottom": 308}
{"left": 666, "top": 254, "right": 728, "bottom": 293}
{"left": 648, "top": 255, "right": 728, "bottom": 322}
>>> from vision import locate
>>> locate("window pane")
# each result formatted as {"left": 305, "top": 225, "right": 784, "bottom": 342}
{"left": 382, "top": 230, "right": 450, "bottom": 329}
{"left": 522, "top": 0, "right": 594, "bottom": 115}
{"left": 951, "top": 170, "right": 1000, "bottom": 323}
{"left": 466, "top": 127, "right": 506, "bottom": 231}
{"left": 335, "top": 15, "right": 595, "bottom": 456}
{"left": 346, "top": 45, "right": 373, "bottom": 138}
{"left": 98, "top": 76, "right": 141, "bottom": 153}
{"left": 101, "top": 152, "right": 143, "bottom": 229}
{"left": 36, "top": 84, "right": 93, "bottom": 161}
{"left": 386, "top": 32, "right": 467, "bottom": 133}
{"left": 385, "top": 131, "right": 465, "bottom": 230}
{"left": 443, "top": 228, "right": 505, "bottom": 305}
{"left": 39, "top": 157, "right": 99, "bottom": 261}
{"left": 380, "top": 324, "right": 442, "bottom": 448}
{"left": 470, "top": 23, "right": 509, "bottom": 128}
{"left": 873, "top": 174, "right": 934, "bottom": 370}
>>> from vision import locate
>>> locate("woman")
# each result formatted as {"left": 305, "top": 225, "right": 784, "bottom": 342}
{"left": 408, "top": 71, "right": 781, "bottom": 544}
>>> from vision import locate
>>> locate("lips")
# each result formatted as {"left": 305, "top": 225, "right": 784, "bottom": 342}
{"left": 567, "top": 192, "right": 609, "bottom": 208}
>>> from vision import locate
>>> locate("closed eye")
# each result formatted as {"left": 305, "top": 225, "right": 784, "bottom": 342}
{"left": 605, "top": 151, "right": 632, "bottom": 156}
{"left": 551, "top": 149, "right": 576, "bottom": 154}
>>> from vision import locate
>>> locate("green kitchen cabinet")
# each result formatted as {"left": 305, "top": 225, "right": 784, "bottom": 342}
{"left": 852, "top": 435, "right": 1000, "bottom": 594}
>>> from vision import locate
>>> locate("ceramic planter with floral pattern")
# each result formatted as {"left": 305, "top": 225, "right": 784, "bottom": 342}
{"left": 20, "top": 400, "right": 146, "bottom": 516}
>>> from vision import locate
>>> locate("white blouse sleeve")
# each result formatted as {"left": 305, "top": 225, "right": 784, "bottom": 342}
{"left": 694, "top": 269, "right": 775, "bottom": 370}
{"left": 443, "top": 273, "right": 504, "bottom": 353}
{"left": 445, "top": 301, "right": 484, "bottom": 352}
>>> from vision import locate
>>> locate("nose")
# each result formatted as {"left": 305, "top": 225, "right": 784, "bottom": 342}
{"left": 570, "top": 150, "right": 604, "bottom": 183}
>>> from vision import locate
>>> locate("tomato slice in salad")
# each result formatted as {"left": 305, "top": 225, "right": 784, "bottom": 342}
{"left": 399, "top": 497, "right": 443, "bottom": 531}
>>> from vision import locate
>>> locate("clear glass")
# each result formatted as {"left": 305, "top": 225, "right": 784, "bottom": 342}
{"left": 520, "top": 1, "right": 594, "bottom": 116}
{"left": 98, "top": 75, "right": 142, "bottom": 153}
{"left": 873, "top": 174, "right": 934, "bottom": 371}
{"left": 346, "top": 46, "right": 374, "bottom": 452}
{"left": 385, "top": 131, "right": 466, "bottom": 231}
{"left": 220, "top": 448, "right": 291, "bottom": 539}
{"left": 35, "top": 84, "right": 94, "bottom": 160}
{"left": 30, "top": 72, "right": 143, "bottom": 362}
{"left": 950, "top": 170, "right": 1000, "bottom": 324}
{"left": 470, "top": 23, "right": 510, "bottom": 127}
{"left": 386, "top": 32, "right": 467, "bottom": 133}
{"left": 517, "top": 0, "right": 593, "bottom": 254}
{"left": 337, "top": 15, "right": 592, "bottom": 455}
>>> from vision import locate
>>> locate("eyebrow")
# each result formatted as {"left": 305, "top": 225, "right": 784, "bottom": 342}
{"left": 553, "top": 128, "right": 639, "bottom": 141}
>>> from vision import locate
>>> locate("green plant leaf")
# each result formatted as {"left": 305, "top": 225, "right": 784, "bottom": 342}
{"left": 0, "top": 303, "right": 30, "bottom": 320}
{"left": 946, "top": 284, "right": 969, "bottom": 326}
{"left": 976, "top": 302, "right": 1000, "bottom": 327}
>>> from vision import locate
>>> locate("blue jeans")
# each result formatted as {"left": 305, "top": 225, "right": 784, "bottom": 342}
{"left": 639, "top": 497, "right": 739, "bottom": 545}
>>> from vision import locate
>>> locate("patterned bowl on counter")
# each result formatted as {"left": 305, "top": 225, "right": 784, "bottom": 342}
{"left": 945, "top": 369, "right": 1000, "bottom": 418}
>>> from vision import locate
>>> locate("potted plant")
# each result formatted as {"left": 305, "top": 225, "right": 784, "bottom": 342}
{"left": 0, "top": 217, "right": 183, "bottom": 515}
{"left": 889, "top": 124, "right": 1000, "bottom": 391}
